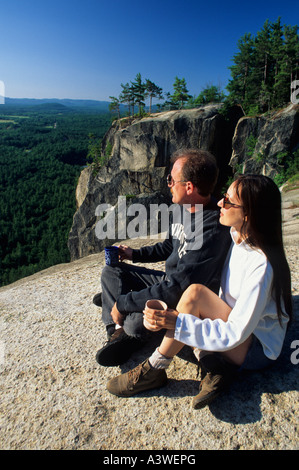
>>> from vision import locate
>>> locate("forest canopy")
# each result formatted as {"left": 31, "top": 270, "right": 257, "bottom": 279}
{"left": 0, "top": 105, "right": 111, "bottom": 286}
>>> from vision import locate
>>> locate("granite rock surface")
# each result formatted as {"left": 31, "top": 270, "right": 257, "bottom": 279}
{"left": 0, "top": 190, "right": 298, "bottom": 450}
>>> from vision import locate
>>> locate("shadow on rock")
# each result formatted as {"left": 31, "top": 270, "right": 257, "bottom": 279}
{"left": 198, "top": 299, "right": 298, "bottom": 424}
{"left": 209, "top": 334, "right": 298, "bottom": 424}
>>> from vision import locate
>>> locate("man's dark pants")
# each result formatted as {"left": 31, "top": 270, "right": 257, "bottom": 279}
{"left": 101, "top": 262, "right": 167, "bottom": 339}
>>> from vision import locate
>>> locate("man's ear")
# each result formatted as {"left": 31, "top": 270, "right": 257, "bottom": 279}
{"left": 185, "top": 181, "right": 194, "bottom": 194}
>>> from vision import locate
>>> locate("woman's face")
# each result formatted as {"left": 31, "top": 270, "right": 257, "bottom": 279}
{"left": 218, "top": 182, "right": 245, "bottom": 233}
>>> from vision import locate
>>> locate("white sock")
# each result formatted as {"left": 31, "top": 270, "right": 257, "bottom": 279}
{"left": 193, "top": 348, "right": 201, "bottom": 361}
{"left": 193, "top": 348, "right": 210, "bottom": 361}
{"left": 149, "top": 348, "right": 173, "bottom": 369}
{"left": 115, "top": 324, "right": 122, "bottom": 330}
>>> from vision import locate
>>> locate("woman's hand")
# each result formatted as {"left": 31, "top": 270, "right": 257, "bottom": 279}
{"left": 143, "top": 306, "right": 179, "bottom": 331}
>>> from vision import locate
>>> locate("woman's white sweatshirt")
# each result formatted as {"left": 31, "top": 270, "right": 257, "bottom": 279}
{"left": 174, "top": 229, "right": 289, "bottom": 360}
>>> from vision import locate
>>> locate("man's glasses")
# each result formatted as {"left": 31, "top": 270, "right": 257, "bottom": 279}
{"left": 167, "top": 174, "right": 187, "bottom": 187}
{"left": 222, "top": 193, "right": 243, "bottom": 209}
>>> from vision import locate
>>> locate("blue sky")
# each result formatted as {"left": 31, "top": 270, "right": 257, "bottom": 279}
{"left": 0, "top": 0, "right": 297, "bottom": 102}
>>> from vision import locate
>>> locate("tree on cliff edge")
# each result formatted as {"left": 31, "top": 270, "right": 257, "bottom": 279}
{"left": 171, "top": 76, "right": 192, "bottom": 109}
{"left": 227, "top": 18, "right": 299, "bottom": 113}
{"left": 109, "top": 96, "right": 121, "bottom": 119}
{"left": 119, "top": 82, "right": 136, "bottom": 118}
{"left": 145, "top": 79, "right": 163, "bottom": 113}
{"left": 131, "top": 73, "right": 146, "bottom": 116}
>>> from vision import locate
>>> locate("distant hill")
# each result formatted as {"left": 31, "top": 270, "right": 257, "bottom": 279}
{"left": 3, "top": 97, "right": 113, "bottom": 112}
{"left": 2, "top": 97, "right": 156, "bottom": 113}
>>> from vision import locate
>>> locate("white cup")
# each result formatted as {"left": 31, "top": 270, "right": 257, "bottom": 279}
{"left": 145, "top": 299, "right": 167, "bottom": 310}
{"left": 143, "top": 299, "right": 167, "bottom": 331}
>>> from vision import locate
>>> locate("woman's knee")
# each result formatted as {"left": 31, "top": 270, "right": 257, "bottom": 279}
{"left": 188, "top": 284, "right": 206, "bottom": 297}
{"left": 178, "top": 284, "right": 204, "bottom": 305}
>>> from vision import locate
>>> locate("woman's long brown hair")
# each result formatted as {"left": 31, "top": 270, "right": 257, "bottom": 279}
{"left": 234, "top": 174, "right": 293, "bottom": 325}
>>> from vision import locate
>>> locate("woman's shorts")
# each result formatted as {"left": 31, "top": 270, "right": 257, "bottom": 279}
{"left": 240, "top": 335, "right": 275, "bottom": 371}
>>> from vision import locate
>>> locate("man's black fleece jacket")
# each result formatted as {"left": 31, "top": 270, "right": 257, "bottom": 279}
{"left": 116, "top": 198, "right": 232, "bottom": 315}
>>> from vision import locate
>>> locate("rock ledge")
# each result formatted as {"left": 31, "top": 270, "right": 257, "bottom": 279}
{"left": 0, "top": 191, "right": 298, "bottom": 450}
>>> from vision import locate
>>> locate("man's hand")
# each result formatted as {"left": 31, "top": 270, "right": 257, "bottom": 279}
{"left": 118, "top": 244, "right": 133, "bottom": 261}
{"left": 111, "top": 302, "right": 125, "bottom": 326}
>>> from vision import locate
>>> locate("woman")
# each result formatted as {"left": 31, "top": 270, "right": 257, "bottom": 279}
{"left": 106, "top": 175, "right": 293, "bottom": 409}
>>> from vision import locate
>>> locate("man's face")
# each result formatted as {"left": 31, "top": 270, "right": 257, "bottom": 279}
{"left": 169, "top": 159, "right": 188, "bottom": 205}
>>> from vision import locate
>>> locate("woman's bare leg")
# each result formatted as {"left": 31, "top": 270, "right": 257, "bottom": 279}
{"left": 221, "top": 335, "right": 253, "bottom": 366}
{"left": 158, "top": 284, "right": 232, "bottom": 358}
{"left": 157, "top": 284, "right": 252, "bottom": 365}
{"left": 176, "top": 284, "right": 232, "bottom": 321}
{"left": 157, "top": 330, "right": 183, "bottom": 357}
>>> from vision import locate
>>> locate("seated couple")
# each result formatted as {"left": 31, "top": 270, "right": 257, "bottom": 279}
{"left": 94, "top": 149, "right": 292, "bottom": 409}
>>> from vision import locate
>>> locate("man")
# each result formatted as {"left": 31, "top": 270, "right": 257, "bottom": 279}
{"left": 95, "top": 148, "right": 231, "bottom": 367}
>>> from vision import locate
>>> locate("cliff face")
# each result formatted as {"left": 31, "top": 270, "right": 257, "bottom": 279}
{"left": 68, "top": 105, "right": 242, "bottom": 260}
{"left": 68, "top": 103, "right": 299, "bottom": 261}
{"left": 230, "top": 104, "right": 299, "bottom": 176}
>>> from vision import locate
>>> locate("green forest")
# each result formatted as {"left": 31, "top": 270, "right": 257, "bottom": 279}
{"left": 0, "top": 104, "right": 111, "bottom": 286}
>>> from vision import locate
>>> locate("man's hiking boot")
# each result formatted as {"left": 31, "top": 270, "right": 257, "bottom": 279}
{"left": 106, "top": 324, "right": 116, "bottom": 340}
{"left": 96, "top": 327, "right": 144, "bottom": 367}
{"left": 192, "top": 353, "right": 238, "bottom": 410}
{"left": 92, "top": 292, "right": 102, "bottom": 307}
{"left": 107, "top": 359, "right": 168, "bottom": 397}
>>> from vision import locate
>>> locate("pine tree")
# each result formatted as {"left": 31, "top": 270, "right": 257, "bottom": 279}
{"left": 274, "top": 24, "right": 299, "bottom": 107}
{"left": 109, "top": 96, "right": 121, "bottom": 119}
{"left": 145, "top": 79, "right": 163, "bottom": 113}
{"left": 255, "top": 20, "right": 273, "bottom": 85}
{"left": 119, "top": 82, "right": 135, "bottom": 118}
{"left": 227, "top": 33, "right": 255, "bottom": 111}
{"left": 130, "top": 73, "right": 146, "bottom": 116}
{"left": 270, "top": 18, "right": 286, "bottom": 108}
{"left": 171, "top": 77, "right": 191, "bottom": 109}
{"left": 194, "top": 85, "right": 226, "bottom": 105}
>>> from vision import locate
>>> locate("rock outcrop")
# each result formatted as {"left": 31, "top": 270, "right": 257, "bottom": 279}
{"left": 68, "top": 105, "right": 243, "bottom": 261}
{"left": 230, "top": 103, "right": 299, "bottom": 176}
{"left": 68, "top": 103, "right": 299, "bottom": 261}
